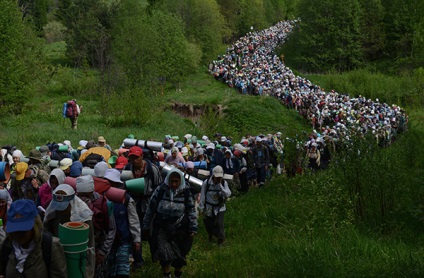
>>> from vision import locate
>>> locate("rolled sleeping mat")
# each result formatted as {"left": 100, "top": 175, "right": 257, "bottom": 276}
{"left": 193, "top": 161, "right": 208, "bottom": 169}
{"left": 120, "top": 170, "right": 134, "bottom": 181}
{"left": 64, "top": 177, "right": 77, "bottom": 191}
{"left": 160, "top": 162, "right": 176, "bottom": 178}
{"left": 197, "top": 169, "right": 210, "bottom": 180}
{"left": 81, "top": 167, "right": 95, "bottom": 176}
{"left": 48, "top": 160, "right": 60, "bottom": 169}
{"left": 0, "top": 162, "right": 10, "bottom": 182}
{"left": 58, "top": 145, "right": 69, "bottom": 152}
{"left": 105, "top": 187, "right": 126, "bottom": 204}
{"left": 93, "top": 177, "right": 111, "bottom": 194}
{"left": 122, "top": 138, "right": 163, "bottom": 152}
{"left": 125, "top": 178, "right": 145, "bottom": 194}
{"left": 183, "top": 173, "right": 203, "bottom": 193}
{"left": 59, "top": 222, "right": 90, "bottom": 278}
{"left": 223, "top": 174, "right": 233, "bottom": 183}
{"left": 197, "top": 140, "right": 206, "bottom": 146}
{"left": 20, "top": 157, "right": 30, "bottom": 163}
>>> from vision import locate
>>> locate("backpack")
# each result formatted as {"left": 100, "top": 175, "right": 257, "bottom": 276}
{"left": 113, "top": 194, "right": 132, "bottom": 244}
{"left": 87, "top": 194, "right": 109, "bottom": 232}
{"left": 65, "top": 100, "right": 77, "bottom": 118}
{"left": 1, "top": 232, "right": 52, "bottom": 277}
{"left": 82, "top": 153, "right": 104, "bottom": 168}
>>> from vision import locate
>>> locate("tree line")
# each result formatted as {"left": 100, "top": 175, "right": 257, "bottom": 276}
{"left": 1, "top": 0, "right": 423, "bottom": 116}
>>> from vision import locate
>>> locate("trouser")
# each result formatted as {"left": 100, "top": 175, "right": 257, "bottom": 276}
{"left": 203, "top": 211, "right": 225, "bottom": 240}
{"left": 70, "top": 117, "right": 78, "bottom": 129}
{"left": 256, "top": 166, "right": 266, "bottom": 184}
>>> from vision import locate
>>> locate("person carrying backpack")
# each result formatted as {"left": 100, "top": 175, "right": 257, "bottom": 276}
{"left": 142, "top": 168, "right": 197, "bottom": 278}
{"left": 64, "top": 99, "right": 81, "bottom": 129}
{"left": 198, "top": 165, "right": 231, "bottom": 246}
{"left": 76, "top": 175, "right": 116, "bottom": 278}
{"left": 0, "top": 199, "right": 67, "bottom": 278}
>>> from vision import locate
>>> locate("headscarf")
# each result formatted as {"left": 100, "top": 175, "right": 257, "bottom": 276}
{"left": 164, "top": 168, "right": 186, "bottom": 201}
{"left": 47, "top": 168, "right": 66, "bottom": 188}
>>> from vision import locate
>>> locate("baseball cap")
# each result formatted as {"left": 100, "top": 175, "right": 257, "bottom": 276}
{"left": 115, "top": 156, "right": 128, "bottom": 170}
{"left": 51, "top": 184, "right": 75, "bottom": 211}
{"left": 6, "top": 199, "right": 38, "bottom": 233}
{"left": 212, "top": 165, "right": 224, "bottom": 178}
{"left": 206, "top": 143, "right": 215, "bottom": 150}
{"left": 59, "top": 158, "right": 73, "bottom": 171}
{"left": 128, "top": 146, "right": 143, "bottom": 157}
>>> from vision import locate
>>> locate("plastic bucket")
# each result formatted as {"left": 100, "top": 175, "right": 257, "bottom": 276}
{"left": 125, "top": 178, "right": 145, "bottom": 194}
{"left": 64, "top": 177, "right": 77, "bottom": 191}
{"left": 59, "top": 222, "right": 89, "bottom": 278}
{"left": 0, "top": 162, "right": 10, "bottom": 182}
{"left": 120, "top": 170, "right": 134, "bottom": 181}
{"left": 105, "top": 187, "right": 126, "bottom": 204}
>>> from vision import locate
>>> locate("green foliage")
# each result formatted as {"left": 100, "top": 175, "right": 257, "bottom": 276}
{"left": 111, "top": 2, "right": 201, "bottom": 90}
{"left": 0, "top": 0, "right": 46, "bottom": 115}
{"left": 160, "top": 0, "right": 229, "bottom": 62}
{"left": 284, "top": 0, "right": 363, "bottom": 72}
{"left": 304, "top": 68, "right": 424, "bottom": 108}
{"left": 56, "top": 0, "right": 117, "bottom": 68}
{"left": 19, "top": 0, "right": 49, "bottom": 35}
{"left": 43, "top": 20, "right": 67, "bottom": 43}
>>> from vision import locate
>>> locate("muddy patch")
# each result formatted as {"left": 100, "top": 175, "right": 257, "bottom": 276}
{"left": 171, "top": 102, "right": 224, "bottom": 120}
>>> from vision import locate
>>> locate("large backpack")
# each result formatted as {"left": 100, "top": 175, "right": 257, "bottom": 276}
{"left": 1, "top": 232, "right": 52, "bottom": 277}
{"left": 113, "top": 194, "right": 132, "bottom": 244}
{"left": 65, "top": 100, "right": 77, "bottom": 118}
{"left": 82, "top": 153, "right": 104, "bottom": 168}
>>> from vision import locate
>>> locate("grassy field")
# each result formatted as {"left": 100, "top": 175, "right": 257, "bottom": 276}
{"left": 1, "top": 41, "right": 423, "bottom": 277}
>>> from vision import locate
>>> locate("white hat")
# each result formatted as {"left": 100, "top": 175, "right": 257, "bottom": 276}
{"left": 202, "top": 135, "right": 209, "bottom": 141}
{"left": 212, "top": 166, "right": 224, "bottom": 178}
{"left": 59, "top": 158, "right": 73, "bottom": 171}
{"left": 184, "top": 134, "right": 192, "bottom": 140}
{"left": 197, "top": 148, "right": 204, "bottom": 155}
{"left": 12, "top": 150, "right": 23, "bottom": 158}
{"left": 256, "top": 136, "right": 262, "bottom": 142}
{"left": 79, "top": 140, "right": 88, "bottom": 147}
{"left": 94, "top": 161, "right": 109, "bottom": 178}
{"left": 104, "top": 169, "right": 123, "bottom": 184}
{"left": 76, "top": 175, "right": 95, "bottom": 193}
{"left": 206, "top": 143, "right": 215, "bottom": 150}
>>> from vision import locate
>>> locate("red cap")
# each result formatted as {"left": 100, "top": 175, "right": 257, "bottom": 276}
{"left": 115, "top": 156, "right": 128, "bottom": 170}
{"left": 128, "top": 146, "right": 143, "bottom": 157}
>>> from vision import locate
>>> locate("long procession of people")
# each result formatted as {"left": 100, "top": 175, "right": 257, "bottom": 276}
{"left": 0, "top": 19, "right": 409, "bottom": 278}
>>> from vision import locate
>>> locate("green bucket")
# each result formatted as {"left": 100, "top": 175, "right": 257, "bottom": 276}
{"left": 59, "top": 222, "right": 89, "bottom": 278}
{"left": 125, "top": 178, "right": 145, "bottom": 194}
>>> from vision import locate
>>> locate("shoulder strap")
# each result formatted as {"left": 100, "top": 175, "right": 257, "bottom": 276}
{"left": 41, "top": 232, "right": 53, "bottom": 278}
{"left": 0, "top": 237, "right": 12, "bottom": 275}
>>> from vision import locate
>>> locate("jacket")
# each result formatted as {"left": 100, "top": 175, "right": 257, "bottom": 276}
{"left": 0, "top": 236, "right": 67, "bottom": 278}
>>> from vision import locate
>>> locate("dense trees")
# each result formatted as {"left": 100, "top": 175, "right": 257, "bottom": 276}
{"left": 0, "top": 0, "right": 45, "bottom": 114}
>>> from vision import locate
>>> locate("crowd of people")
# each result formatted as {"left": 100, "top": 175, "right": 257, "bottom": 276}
{"left": 0, "top": 19, "right": 409, "bottom": 278}
{"left": 209, "top": 20, "right": 409, "bottom": 152}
